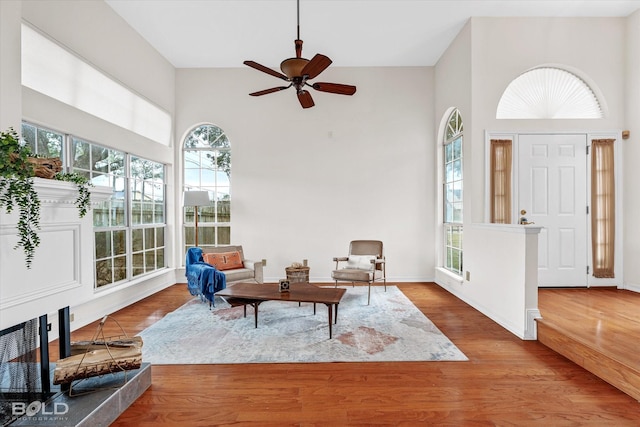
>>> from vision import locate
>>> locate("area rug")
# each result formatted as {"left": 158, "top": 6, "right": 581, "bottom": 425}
{"left": 137, "top": 286, "right": 467, "bottom": 364}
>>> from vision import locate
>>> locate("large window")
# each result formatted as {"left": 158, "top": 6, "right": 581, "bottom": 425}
{"left": 183, "top": 124, "right": 231, "bottom": 253}
{"left": 21, "top": 122, "right": 63, "bottom": 159}
{"left": 443, "top": 109, "right": 463, "bottom": 275}
{"left": 130, "top": 157, "right": 165, "bottom": 277}
{"left": 21, "top": 122, "right": 167, "bottom": 288}
{"left": 72, "top": 137, "right": 128, "bottom": 287}
{"left": 74, "top": 138, "right": 167, "bottom": 286}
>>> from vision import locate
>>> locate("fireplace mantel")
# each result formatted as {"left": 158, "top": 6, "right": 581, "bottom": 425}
{"left": 31, "top": 177, "right": 112, "bottom": 204}
{"left": 0, "top": 178, "right": 112, "bottom": 329}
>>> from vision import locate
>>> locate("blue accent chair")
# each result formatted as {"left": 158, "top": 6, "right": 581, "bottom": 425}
{"left": 185, "top": 247, "right": 226, "bottom": 307}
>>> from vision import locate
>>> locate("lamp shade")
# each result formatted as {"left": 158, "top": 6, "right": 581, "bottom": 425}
{"left": 183, "top": 190, "right": 211, "bottom": 207}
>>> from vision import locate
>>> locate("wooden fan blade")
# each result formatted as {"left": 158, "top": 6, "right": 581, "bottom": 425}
{"left": 297, "top": 90, "right": 315, "bottom": 108}
{"left": 300, "top": 54, "right": 332, "bottom": 79}
{"left": 244, "top": 60, "right": 289, "bottom": 81}
{"left": 249, "top": 86, "right": 291, "bottom": 96}
{"left": 312, "top": 82, "right": 357, "bottom": 96}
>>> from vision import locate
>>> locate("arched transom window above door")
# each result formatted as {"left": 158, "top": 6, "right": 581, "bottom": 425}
{"left": 496, "top": 67, "right": 603, "bottom": 119}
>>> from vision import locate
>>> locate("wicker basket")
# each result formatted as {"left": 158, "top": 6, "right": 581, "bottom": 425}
{"left": 285, "top": 266, "right": 310, "bottom": 284}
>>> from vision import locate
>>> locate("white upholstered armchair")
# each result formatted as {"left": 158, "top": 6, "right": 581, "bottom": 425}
{"left": 331, "top": 240, "right": 387, "bottom": 305}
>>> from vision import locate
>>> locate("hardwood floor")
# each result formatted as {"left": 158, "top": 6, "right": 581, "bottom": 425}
{"left": 55, "top": 283, "right": 640, "bottom": 426}
{"left": 537, "top": 287, "right": 640, "bottom": 401}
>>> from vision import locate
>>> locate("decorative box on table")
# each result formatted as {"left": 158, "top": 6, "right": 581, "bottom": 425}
{"left": 285, "top": 265, "right": 310, "bottom": 284}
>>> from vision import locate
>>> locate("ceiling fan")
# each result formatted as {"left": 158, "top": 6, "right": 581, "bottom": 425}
{"left": 243, "top": 0, "right": 356, "bottom": 109}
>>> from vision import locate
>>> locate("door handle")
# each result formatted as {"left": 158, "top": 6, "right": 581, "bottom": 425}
{"left": 519, "top": 209, "right": 534, "bottom": 225}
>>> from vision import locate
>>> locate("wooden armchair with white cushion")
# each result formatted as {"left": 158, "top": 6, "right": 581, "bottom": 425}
{"left": 331, "top": 240, "right": 386, "bottom": 305}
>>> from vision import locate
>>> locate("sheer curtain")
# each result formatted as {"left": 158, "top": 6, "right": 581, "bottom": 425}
{"left": 591, "top": 139, "right": 615, "bottom": 278}
{"left": 490, "top": 139, "right": 512, "bottom": 224}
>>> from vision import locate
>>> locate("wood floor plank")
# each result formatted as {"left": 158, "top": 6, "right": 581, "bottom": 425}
{"left": 537, "top": 287, "right": 640, "bottom": 401}
{"left": 52, "top": 283, "right": 640, "bottom": 426}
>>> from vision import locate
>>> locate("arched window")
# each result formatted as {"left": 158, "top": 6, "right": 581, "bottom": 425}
{"left": 496, "top": 67, "right": 603, "bottom": 119}
{"left": 443, "top": 109, "right": 463, "bottom": 275}
{"left": 183, "top": 124, "right": 231, "bottom": 252}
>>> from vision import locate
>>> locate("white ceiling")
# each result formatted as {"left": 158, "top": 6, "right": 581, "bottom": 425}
{"left": 105, "top": 0, "right": 640, "bottom": 69}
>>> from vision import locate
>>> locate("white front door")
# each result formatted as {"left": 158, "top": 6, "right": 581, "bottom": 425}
{"left": 518, "top": 134, "right": 588, "bottom": 287}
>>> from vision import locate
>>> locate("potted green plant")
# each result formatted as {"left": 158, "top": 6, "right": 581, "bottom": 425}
{"left": 0, "top": 127, "right": 92, "bottom": 268}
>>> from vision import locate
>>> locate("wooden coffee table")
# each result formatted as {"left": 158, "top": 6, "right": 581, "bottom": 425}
{"left": 215, "top": 282, "right": 346, "bottom": 338}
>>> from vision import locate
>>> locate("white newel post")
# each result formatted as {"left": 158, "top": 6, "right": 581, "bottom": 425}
{"left": 0, "top": 178, "right": 112, "bottom": 330}
{"left": 523, "top": 226, "right": 542, "bottom": 340}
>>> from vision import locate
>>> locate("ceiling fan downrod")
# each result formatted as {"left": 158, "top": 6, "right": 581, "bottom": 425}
{"left": 295, "top": 0, "right": 303, "bottom": 59}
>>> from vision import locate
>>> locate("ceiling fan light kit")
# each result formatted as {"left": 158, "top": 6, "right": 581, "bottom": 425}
{"left": 280, "top": 58, "right": 308, "bottom": 79}
{"left": 244, "top": 0, "right": 356, "bottom": 109}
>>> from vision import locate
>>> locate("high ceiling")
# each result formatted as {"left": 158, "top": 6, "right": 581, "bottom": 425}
{"left": 105, "top": 0, "right": 640, "bottom": 69}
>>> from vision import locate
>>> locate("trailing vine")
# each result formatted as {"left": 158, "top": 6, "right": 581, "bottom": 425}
{"left": 0, "top": 128, "right": 33, "bottom": 179}
{"left": 0, "top": 128, "right": 93, "bottom": 268}
{"left": 54, "top": 172, "right": 93, "bottom": 218}
{"left": 0, "top": 176, "right": 40, "bottom": 268}
{"left": 0, "top": 128, "right": 39, "bottom": 267}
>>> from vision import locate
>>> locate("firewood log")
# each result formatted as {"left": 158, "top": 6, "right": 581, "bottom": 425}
{"left": 68, "top": 336, "right": 142, "bottom": 356}
{"left": 53, "top": 337, "right": 143, "bottom": 385}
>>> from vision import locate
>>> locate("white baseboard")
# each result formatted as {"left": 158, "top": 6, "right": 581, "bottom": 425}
{"left": 623, "top": 282, "right": 640, "bottom": 293}
{"left": 525, "top": 309, "right": 542, "bottom": 340}
{"left": 434, "top": 279, "right": 530, "bottom": 340}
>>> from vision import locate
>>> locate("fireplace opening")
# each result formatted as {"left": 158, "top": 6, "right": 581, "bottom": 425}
{"left": 0, "top": 309, "right": 69, "bottom": 426}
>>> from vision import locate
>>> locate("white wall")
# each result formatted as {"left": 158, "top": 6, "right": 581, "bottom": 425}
{"left": 434, "top": 20, "right": 472, "bottom": 270}
{"left": 441, "top": 224, "right": 541, "bottom": 339}
{"left": 0, "top": 181, "right": 111, "bottom": 331}
{"left": 0, "top": 1, "right": 21, "bottom": 131}
{"left": 175, "top": 66, "right": 436, "bottom": 282}
{"left": 21, "top": 0, "right": 175, "bottom": 114}
{"left": 433, "top": 17, "right": 627, "bottom": 338}
{"left": 471, "top": 17, "right": 626, "bottom": 223}
{"left": 20, "top": 1, "right": 176, "bottom": 158}
{"left": 3, "top": 2, "right": 637, "bottom": 341}
{"left": 624, "top": 11, "right": 640, "bottom": 292}
{"left": 0, "top": 1, "right": 178, "bottom": 336}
